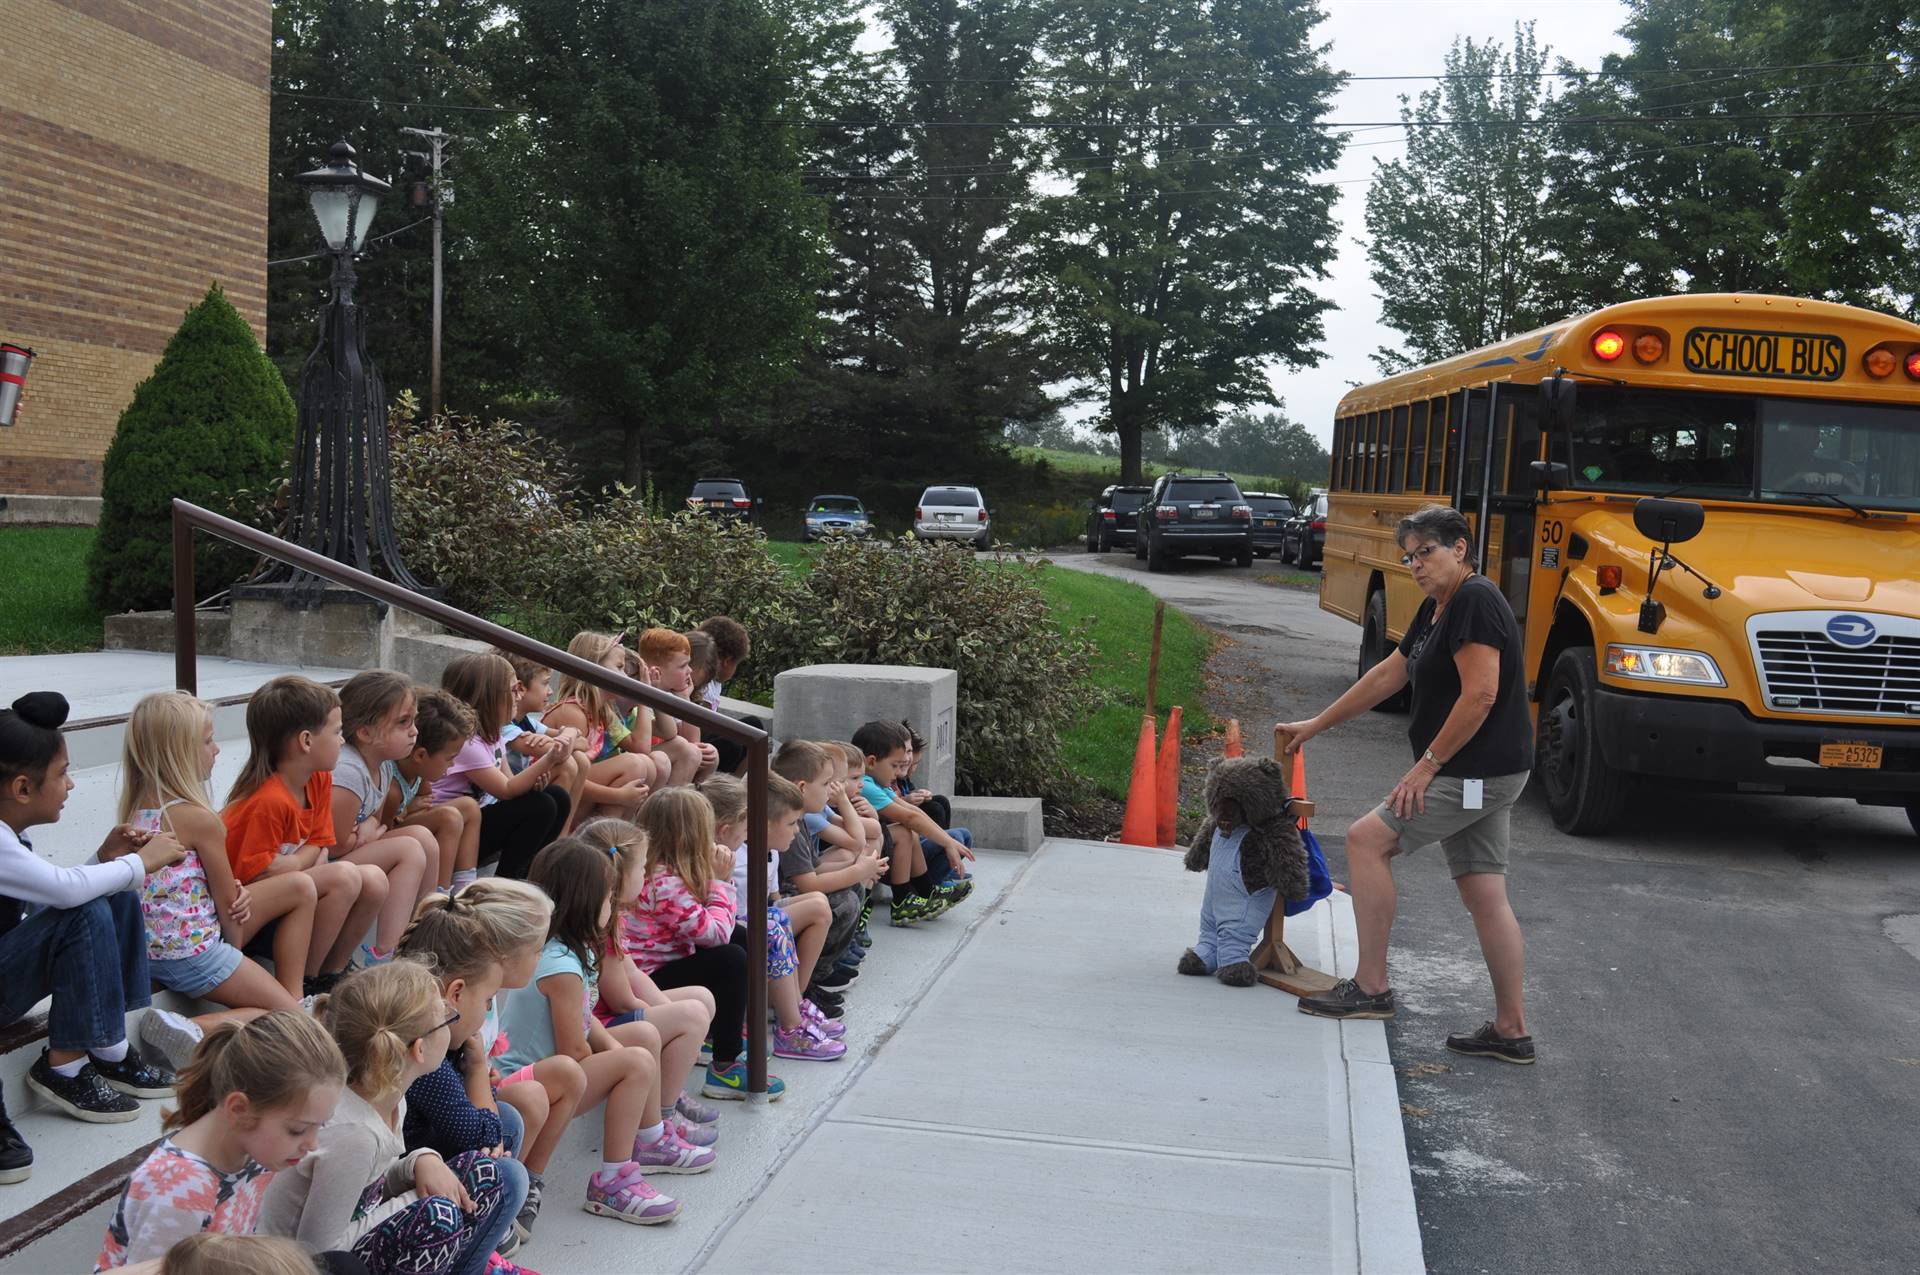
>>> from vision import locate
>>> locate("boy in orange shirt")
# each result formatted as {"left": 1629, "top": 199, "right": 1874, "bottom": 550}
{"left": 220, "top": 676, "right": 385, "bottom": 997}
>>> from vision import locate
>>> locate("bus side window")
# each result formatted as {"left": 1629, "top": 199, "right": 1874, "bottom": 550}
{"left": 1370, "top": 411, "right": 1388, "bottom": 493}
{"left": 1426, "top": 396, "right": 1447, "bottom": 494}
{"left": 1407, "top": 401, "right": 1429, "bottom": 494}
{"left": 1388, "top": 406, "right": 1409, "bottom": 493}
{"left": 1335, "top": 418, "right": 1350, "bottom": 489}
{"left": 1360, "top": 412, "right": 1375, "bottom": 492}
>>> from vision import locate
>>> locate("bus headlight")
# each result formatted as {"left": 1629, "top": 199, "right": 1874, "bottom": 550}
{"left": 1605, "top": 645, "right": 1726, "bottom": 686}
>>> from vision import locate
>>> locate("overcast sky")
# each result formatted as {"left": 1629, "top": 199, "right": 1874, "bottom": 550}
{"left": 1284, "top": 0, "right": 1632, "bottom": 445}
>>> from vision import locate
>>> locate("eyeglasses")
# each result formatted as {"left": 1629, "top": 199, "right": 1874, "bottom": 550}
{"left": 419, "top": 1002, "right": 462, "bottom": 1042}
{"left": 1399, "top": 543, "right": 1446, "bottom": 567}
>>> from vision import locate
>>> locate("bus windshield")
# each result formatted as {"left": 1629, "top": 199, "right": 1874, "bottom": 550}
{"left": 1565, "top": 387, "right": 1920, "bottom": 512}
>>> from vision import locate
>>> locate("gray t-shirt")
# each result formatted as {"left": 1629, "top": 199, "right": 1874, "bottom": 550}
{"left": 332, "top": 746, "right": 396, "bottom": 827}
{"left": 779, "top": 825, "right": 822, "bottom": 893}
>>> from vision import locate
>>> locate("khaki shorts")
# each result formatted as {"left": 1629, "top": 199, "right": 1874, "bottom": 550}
{"left": 1372, "top": 772, "right": 1530, "bottom": 879}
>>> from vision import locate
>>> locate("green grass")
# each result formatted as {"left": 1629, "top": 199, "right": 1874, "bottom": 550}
{"left": 0, "top": 526, "right": 104, "bottom": 654}
{"left": 761, "top": 539, "right": 819, "bottom": 574}
{"left": 1037, "top": 563, "right": 1215, "bottom": 799}
{"left": 1014, "top": 444, "right": 1302, "bottom": 496}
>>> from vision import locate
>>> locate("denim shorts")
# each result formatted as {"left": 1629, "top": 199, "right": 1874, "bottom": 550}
{"left": 147, "top": 940, "right": 245, "bottom": 998}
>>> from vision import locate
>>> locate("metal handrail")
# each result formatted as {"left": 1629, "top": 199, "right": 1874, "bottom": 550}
{"left": 170, "top": 499, "right": 773, "bottom": 1094}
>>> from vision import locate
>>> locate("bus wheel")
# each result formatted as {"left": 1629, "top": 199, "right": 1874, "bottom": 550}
{"left": 1536, "top": 646, "right": 1628, "bottom": 835}
{"left": 1360, "top": 590, "right": 1410, "bottom": 713}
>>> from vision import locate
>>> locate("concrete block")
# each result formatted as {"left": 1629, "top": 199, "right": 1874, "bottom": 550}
{"left": 103, "top": 609, "right": 230, "bottom": 657}
{"left": 390, "top": 632, "right": 491, "bottom": 685}
{"left": 0, "top": 494, "right": 102, "bottom": 525}
{"left": 772, "top": 664, "right": 957, "bottom": 794}
{"left": 230, "top": 585, "right": 386, "bottom": 670}
{"left": 949, "top": 795, "right": 1044, "bottom": 853}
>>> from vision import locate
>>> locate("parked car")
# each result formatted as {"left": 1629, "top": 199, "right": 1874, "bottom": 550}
{"left": 803, "top": 494, "right": 873, "bottom": 541}
{"left": 686, "top": 477, "right": 761, "bottom": 524}
{"left": 1281, "top": 491, "right": 1328, "bottom": 568}
{"left": 1086, "top": 484, "right": 1152, "bottom": 553}
{"left": 1133, "top": 472, "right": 1253, "bottom": 571}
{"left": 914, "top": 485, "right": 991, "bottom": 549}
{"left": 1240, "top": 491, "right": 1297, "bottom": 558}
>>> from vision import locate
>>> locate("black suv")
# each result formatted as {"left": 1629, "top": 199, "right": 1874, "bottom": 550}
{"left": 1281, "top": 491, "right": 1328, "bottom": 568}
{"left": 1086, "top": 484, "right": 1152, "bottom": 553}
{"left": 1134, "top": 473, "right": 1253, "bottom": 571}
{"left": 1240, "top": 491, "right": 1297, "bottom": 558}
{"left": 686, "top": 477, "right": 762, "bottom": 524}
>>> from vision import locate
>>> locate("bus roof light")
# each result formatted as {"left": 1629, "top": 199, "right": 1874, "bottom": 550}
{"left": 1596, "top": 565, "right": 1622, "bottom": 592}
{"left": 1864, "top": 348, "right": 1896, "bottom": 378}
{"left": 1631, "top": 332, "right": 1665, "bottom": 364}
{"left": 1906, "top": 350, "right": 1920, "bottom": 381}
{"left": 1592, "top": 330, "right": 1626, "bottom": 362}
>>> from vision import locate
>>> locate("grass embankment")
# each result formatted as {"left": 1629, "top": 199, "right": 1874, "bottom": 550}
{"left": 1014, "top": 444, "right": 1304, "bottom": 496}
{"left": 0, "top": 526, "right": 103, "bottom": 655}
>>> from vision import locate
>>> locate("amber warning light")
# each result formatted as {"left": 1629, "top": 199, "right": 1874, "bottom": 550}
{"left": 1592, "top": 330, "right": 1626, "bottom": 362}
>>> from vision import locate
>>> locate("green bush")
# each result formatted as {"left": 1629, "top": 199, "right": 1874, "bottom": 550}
{"left": 88, "top": 285, "right": 295, "bottom": 612}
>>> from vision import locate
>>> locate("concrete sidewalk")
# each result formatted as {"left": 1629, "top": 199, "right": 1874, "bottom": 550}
{"left": 700, "top": 838, "right": 1422, "bottom": 1274}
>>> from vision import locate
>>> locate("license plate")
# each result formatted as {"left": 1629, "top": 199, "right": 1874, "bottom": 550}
{"left": 1260, "top": 519, "right": 1277, "bottom": 526}
{"left": 1192, "top": 507, "right": 1217, "bottom": 519}
{"left": 706, "top": 501, "right": 728, "bottom": 509}
{"left": 1818, "top": 741, "right": 1882, "bottom": 769}
{"left": 938, "top": 512, "right": 959, "bottom": 522}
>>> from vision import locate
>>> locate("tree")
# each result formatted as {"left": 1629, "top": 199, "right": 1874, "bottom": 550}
{"left": 1365, "top": 25, "right": 1556, "bottom": 371}
{"left": 483, "top": 0, "right": 831, "bottom": 486}
{"left": 88, "top": 286, "right": 296, "bottom": 612}
{"left": 1025, "top": 0, "right": 1342, "bottom": 483}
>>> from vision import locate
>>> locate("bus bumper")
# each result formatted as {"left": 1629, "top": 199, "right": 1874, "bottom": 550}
{"left": 1590, "top": 686, "right": 1920, "bottom": 800}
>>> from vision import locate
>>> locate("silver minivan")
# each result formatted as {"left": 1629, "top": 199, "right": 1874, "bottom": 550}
{"left": 914, "top": 485, "right": 991, "bottom": 549}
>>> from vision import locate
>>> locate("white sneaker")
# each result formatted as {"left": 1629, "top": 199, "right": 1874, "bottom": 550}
{"left": 139, "top": 1008, "right": 204, "bottom": 1073}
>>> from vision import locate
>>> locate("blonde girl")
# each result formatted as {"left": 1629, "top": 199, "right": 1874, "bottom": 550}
{"left": 701, "top": 777, "right": 844, "bottom": 1053}
{"left": 94, "top": 1010, "right": 347, "bottom": 1269}
{"left": 541, "top": 632, "right": 660, "bottom": 819}
{"left": 397, "top": 884, "right": 573, "bottom": 1249}
{"left": 328, "top": 672, "right": 436, "bottom": 965}
{"left": 492, "top": 839, "right": 684, "bottom": 1226}
{"left": 115, "top": 693, "right": 317, "bottom": 1069}
{"left": 258, "top": 961, "right": 526, "bottom": 1274}
{"left": 136, "top": 1233, "right": 327, "bottom": 1275}
{"left": 435, "top": 654, "right": 571, "bottom": 882}
{"left": 572, "top": 819, "right": 722, "bottom": 1143}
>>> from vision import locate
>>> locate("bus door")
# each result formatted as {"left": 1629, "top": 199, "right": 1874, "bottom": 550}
{"left": 1451, "top": 383, "right": 1539, "bottom": 623}
{"left": 1491, "top": 388, "right": 1543, "bottom": 626}
{"left": 1451, "top": 384, "right": 1493, "bottom": 554}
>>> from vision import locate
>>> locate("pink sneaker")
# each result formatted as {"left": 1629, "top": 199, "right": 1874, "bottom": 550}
{"left": 800, "top": 999, "right": 847, "bottom": 1039}
{"left": 632, "top": 1126, "right": 717, "bottom": 1173}
{"left": 773, "top": 1023, "right": 848, "bottom": 1061}
{"left": 583, "top": 1162, "right": 679, "bottom": 1225}
{"left": 487, "top": 1252, "right": 542, "bottom": 1275}
{"left": 670, "top": 1112, "right": 719, "bottom": 1147}
{"left": 674, "top": 1091, "right": 721, "bottom": 1126}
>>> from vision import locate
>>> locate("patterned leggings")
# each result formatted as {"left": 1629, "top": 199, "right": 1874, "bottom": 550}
{"left": 767, "top": 905, "right": 798, "bottom": 979}
{"left": 350, "top": 1151, "right": 520, "bottom": 1275}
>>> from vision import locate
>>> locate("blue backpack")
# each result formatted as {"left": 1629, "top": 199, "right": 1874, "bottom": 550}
{"left": 1284, "top": 824, "right": 1333, "bottom": 917}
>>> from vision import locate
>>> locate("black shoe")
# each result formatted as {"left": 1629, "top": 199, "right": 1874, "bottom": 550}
{"left": 303, "top": 968, "right": 347, "bottom": 999}
{"left": 804, "top": 986, "right": 845, "bottom": 1017}
{"left": 1296, "top": 978, "right": 1396, "bottom": 1021}
{"left": 1445, "top": 1021, "right": 1535, "bottom": 1065}
{"left": 815, "top": 964, "right": 858, "bottom": 991}
{"left": 0, "top": 1084, "right": 32, "bottom": 1183}
{"left": 26, "top": 1051, "right": 139, "bottom": 1123}
{"left": 93, "top": 1045, "right": 176, "bottom": 1098}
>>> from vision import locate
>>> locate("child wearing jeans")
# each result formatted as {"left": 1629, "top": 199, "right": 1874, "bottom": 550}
{"left": 258, "top": 960, "right": 526, "bottom": 1274}
{"left": 853, "top": 720, "right": 975, "bottom": 926}
{"left": 436, "top": 655, "right": 571, "bottom": 882}
{"left": 893, "top": 721, "right": 975, "bottom": 906}
{"left": 0, "top": 692, "right": 184, "bottom": 1152}
{"left": 94, "top": 1011, "right": 347, "bottom": 1269}
{"left": 114, "top": 692, "right": 315, "bottom": 1071}
{"left": 771, "top": 744, "right": 884, "bottom": 996}
{"left": 327, "top": 673, "right": 437, "bottom": 966}
{"left": 221, "top": 677, "right": 385, "bottom": 997}
{"left": 390, "top": 690, "right": 484, "bottom": 894}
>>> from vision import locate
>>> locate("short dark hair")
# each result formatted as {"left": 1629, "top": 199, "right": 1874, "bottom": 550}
{"left": 853, "top": 719, "right": 910, "bottom": 762}
{"left": 412, "top": 687, "right": 477, "bottom": 756}
{"left": 1394, "top": 504, "right": 1475, "bottom": 566}
{"left": 697, "top": 616, "right": 750, "bottom": 664}
{"left": 0, "top": 692, "right": 68, "bottom": 788}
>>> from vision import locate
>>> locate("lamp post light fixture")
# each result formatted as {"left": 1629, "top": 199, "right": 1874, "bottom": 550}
{"left": 258, "top": 139, "right": 425, "bottom": 605}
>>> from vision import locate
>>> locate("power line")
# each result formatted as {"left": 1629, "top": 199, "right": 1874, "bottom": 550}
{"left": 799, "top": 109, "right": 1920, "bottom": 130}
{"left": 808, "top": 58, "right": 1892, "bottom": 85}
{"left": 265, "top": 216, "right": 432, "bottom": 267}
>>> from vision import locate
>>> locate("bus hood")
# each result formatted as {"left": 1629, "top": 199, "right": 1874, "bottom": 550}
{"left": 1576, "top": 505, "right": 1920, "bottom": 620}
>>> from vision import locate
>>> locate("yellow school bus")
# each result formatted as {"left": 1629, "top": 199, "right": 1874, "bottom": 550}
{"left": 1322, "top": 294, "right": 1920, "bottom": 835}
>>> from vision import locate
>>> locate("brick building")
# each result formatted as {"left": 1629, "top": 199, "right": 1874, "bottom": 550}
{"left": 0, "top": 0, "right": 271, "bottom": 505}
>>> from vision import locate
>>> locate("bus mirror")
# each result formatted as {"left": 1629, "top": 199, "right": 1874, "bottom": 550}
{"left": 1632, "top": 497, "right": 1704, "bottom": 546}
{"left": 1530, "top": 461, "right": 1569, "bottom": 491}
{"left": 1542, "top": 374, "right": 1576, "bottom": 431}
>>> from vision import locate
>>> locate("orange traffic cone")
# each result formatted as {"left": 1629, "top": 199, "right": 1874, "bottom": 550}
{"left": 1223, "top": 718, "right": 1243, "bottom": 758}
{"left": 1119, "top": 715, "right": 1159, "bottom": 847}
{"left": 1155, "top": 706, "right": 1183, "bottom": 846}
{"left": 1289, "top": 743, "right": 1309, "bottom": 829}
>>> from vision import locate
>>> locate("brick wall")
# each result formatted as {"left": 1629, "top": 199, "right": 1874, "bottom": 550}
{"left": 0, "top": 0, "right": 270, "bottom": 498}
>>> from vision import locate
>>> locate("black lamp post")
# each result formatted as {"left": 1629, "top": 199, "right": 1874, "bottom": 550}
{"left": 259, "top": 139, "right": 425, "bottom": 605}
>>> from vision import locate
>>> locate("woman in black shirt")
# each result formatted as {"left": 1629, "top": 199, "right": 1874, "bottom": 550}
{"left": 1275, "top": 505, "right": 1536, "bottom": 1064}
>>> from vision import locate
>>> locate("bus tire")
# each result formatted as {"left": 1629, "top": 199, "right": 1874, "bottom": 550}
{"left": 1536, "top": 646, "right": 1629, "bottom": 836}
{"left": 1360, "top": 590, "right": 1410, "bottom": 713}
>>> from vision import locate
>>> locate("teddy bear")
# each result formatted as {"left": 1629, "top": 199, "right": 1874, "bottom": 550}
{"left": 1177, "top": 756, "right": 1310, "bottom": 987}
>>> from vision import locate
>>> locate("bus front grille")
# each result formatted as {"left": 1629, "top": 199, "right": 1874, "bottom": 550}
{"left": 1754, "top": 629, "right": 1920, "bottom": 717}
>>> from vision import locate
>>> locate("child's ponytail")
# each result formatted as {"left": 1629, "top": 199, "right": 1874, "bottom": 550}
{"left": 317, "top": 959, "right": 446, "bottom": 1102}
{"left": 163, "top": 1010, "right": 345, "bottom": 1133}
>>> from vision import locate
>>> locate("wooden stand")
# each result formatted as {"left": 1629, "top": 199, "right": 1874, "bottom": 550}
{"left": 1257, "top": 740, "right": 1340, "bottom": 995}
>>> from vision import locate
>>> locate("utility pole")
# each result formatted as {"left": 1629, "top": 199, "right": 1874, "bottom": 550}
{"left": 400, "top": 125, "right": 453, "bottom": 420}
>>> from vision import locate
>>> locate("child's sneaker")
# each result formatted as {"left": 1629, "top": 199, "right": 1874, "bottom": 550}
{"left": 486, "top": 1251, "right": 542, "bottom": 1275}
{"left": 512, "top": 1169, "right": 543, "bottom": 1245}
{"left": 583, "top": 1162, "right": 679, "bottom": 1225}
{"left": 814, "top": 963, "right": 858, "bottom": 991}
{"left": 25, "top": 1052, "right": 138, "bottom": 1122}
{"left": 855, "top": 903, "right": 873, "bottom": 947}
{"left": 632, "top": 1126, "right": 717, "bottom": 1174}
{"left": 918, "top": 892, "right": 951, "bottom": 921}
{"left": 669, "top": 1113, "right": 719, "bottom": 1147}
{"left": 696, "top": 1039, "right": 714, "bottom": 1066}
{"left": 803, "top": 986, "right": 845, "bottom": 1019}
{"left": 932, "top": 876, "right": 974, "bottom": 907}
{"left": 701, "top": 1061, "right": 786, "bottom": 1102}
{"left": 675, "top": 1092, "right": 721, "bottom": 1126}
{"left": 138, "top": 1008, "right": 204, "bottom": 1074}
{"left": 889, "top": 894, "right": 932, "bottom": 927}
{"left": 773, "top": 1024, "right": 847, "bottom": 1061}
{"left": 356, "top": 942, "right": 395, "bottom": 967}
{"left": 800, "top": 999, "right": 846, "bottom": 1039}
